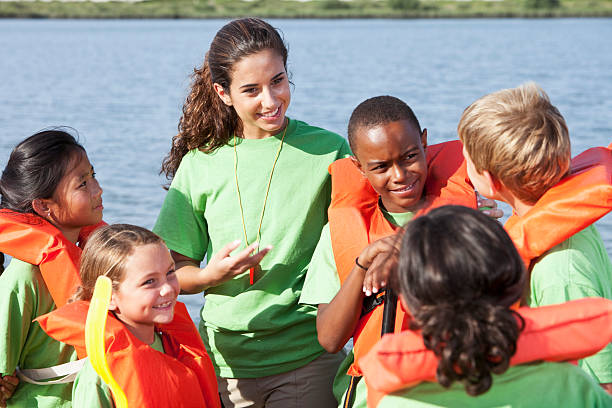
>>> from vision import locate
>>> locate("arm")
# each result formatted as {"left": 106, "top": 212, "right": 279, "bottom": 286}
{"left": 601, "top": 383, "right": 612, "bottom": 395}
{"left": 317, "top": 265, "right": 366, "bottom": 353}
{"left": 172, "top": 241, "right": 271, "bottom": 294}
{"left": 316, "top": 237, "right": 400, "bottom": 353}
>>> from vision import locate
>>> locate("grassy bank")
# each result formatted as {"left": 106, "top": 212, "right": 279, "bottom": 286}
{"left": 1, "top": 0, "right": 611, "bottom": 19}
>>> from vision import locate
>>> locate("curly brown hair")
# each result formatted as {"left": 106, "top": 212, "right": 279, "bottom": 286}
{"left": 161, "top": 18, "right": 288, "bottom": 181}
{"left": 394, "top": 205, "right": 526, "bottom": 396}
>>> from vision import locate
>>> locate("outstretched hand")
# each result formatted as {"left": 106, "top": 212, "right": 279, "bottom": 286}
{"left": 0, "top": 372, "right": 19, "bottom": 407}
{"left": 205, "top": 241, "right": 272, "bottom": 286}
{"left": 358, "top": 233, "right": 402, "bottom": 296}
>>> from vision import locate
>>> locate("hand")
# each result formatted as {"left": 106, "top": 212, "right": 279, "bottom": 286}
{"left": 357, "top": 234, "right": 402, "bottom": 296}
{"left": 477, "top": 191, "right": 503, "bottom": 219}
{"left": 0, "top": 372, "right": 19, "bottom": 406}
{"left": 204, "top": 240, "right": 272, "bottom": 286}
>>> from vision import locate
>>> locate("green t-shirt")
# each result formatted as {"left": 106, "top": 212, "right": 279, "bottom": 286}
{"left": 72, "top": 333, "right": 164, "bottom": 408}
{"left": 377, "top": 362, "right": 612, "bottom": 407}
{"left": 153, "top": 118, "right": 351, "bottom": 378}
{"left": 0, "top": 258, "right": 77, "bottom": 407}
{"left": 529, "top": 224, "right": 612, "bottom": 383}
{"left": 300, "top": 210, "right": 414, "bottom": 306}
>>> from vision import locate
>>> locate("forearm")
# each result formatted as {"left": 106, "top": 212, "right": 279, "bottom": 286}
{"left": 175, "top": 261, "right": 215, "bottom": 294}
{"left": 316, "top": 265, "right": 366, "bottom": 353}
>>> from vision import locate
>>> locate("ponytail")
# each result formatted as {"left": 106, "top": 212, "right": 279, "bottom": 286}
{"left": 160, "top": 18, "right": 288, "bottom": 182}
{"left": 411, "top": 301, "right": 524, "bottom": 395}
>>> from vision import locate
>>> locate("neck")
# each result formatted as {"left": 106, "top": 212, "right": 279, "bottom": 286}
{"left": 56, "top": 226, "right": 80, "bottom": 244}
{"left": 240, "top": 118, "right": 288, "bottom": 140}
{"left": 119, "top": 318, "right": 155, "bottom": 345}
{"left": 499, "top": 191, "right": 535, "bottom": 217}
{"left": 380, "top": 197, "right": 421, "bottom": 214}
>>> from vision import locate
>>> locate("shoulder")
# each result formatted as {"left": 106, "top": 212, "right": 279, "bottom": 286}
{"left": 290, "top": 119, "right": 349, "bottom": 151}
{"left": 0, "top": 258, "right": 40, "bottom": 293}
{"left": 532, "top": 225, "right": 611, "bottom": 288}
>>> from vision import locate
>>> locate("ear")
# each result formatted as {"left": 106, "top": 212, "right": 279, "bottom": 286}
{"left": 108, "top": 292, "right": 119, "bottom": 312}
{"left": 32, "top": 198, "right": 52, "bottom": 219}
{"left": 481, "top": 170, "right": 503, "bottom": 198}
{"left": 420, "top": 128, "right": 428, "bottom": 149}
{"left": 350, "top": 155, "right": 366, "bottom": 177}
{"left": 213, "top": 83, "right": 232, "bottom": 106}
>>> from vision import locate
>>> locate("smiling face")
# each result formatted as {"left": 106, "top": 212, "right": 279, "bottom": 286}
{"left": 44, "top": 151, "right": 103, "bottom": 241}
{"left": 214, "top": 48, "right": 291, "bottom": 139}
{"left": 352, "top": 120, "right": 428, "bottom": 213}
{"left": 110, "top": 242, "right": 179, "bottom": 344}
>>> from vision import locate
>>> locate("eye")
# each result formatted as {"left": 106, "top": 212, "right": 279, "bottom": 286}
{"left": 167, "top": 268, "right": 176, "bottom": 276}
{"left": 142, "top": 278, "right": 155, "bottom": 286}
{"left": 402, "top": 153, "right": 418, "bottom": 162}
{"left": 272, "top": 76, "right": 284, "bottom": 85}
{"left": 243, "top": 87, "right": 258, "bottom": 95}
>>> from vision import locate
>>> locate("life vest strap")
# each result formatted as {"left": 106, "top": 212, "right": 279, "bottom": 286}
{"left": 16, "top": 358, "right": 87, "bottom": 385}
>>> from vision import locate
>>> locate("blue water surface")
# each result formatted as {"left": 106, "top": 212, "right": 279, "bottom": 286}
{"left": 1, "top": 18, "right": 611, "bottom": 318}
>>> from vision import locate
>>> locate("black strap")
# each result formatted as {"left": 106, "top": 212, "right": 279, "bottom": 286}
{"left": 343, "top": 375, "right": 362, "bottom": 408}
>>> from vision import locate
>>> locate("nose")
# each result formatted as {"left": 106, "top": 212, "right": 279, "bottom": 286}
{"left": 92, "top": 178, "right": 103, "bottom": 197}
{"left": 261, "top": 86, "right": 277, "bottom": 110}
{"left": 159, "top": 280, "right": 177, "bottom": 297}
{"left": 390, "top": 163, "right": 407, "bottom": 183}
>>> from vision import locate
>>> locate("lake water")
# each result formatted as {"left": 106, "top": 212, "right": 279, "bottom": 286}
{"left": 1, "top": 18, "right": 611, "bottom": 318}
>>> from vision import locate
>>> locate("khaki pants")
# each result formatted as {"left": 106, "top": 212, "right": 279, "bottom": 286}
{"left": 217, "top": 351, "right": 345, "bottom": 408}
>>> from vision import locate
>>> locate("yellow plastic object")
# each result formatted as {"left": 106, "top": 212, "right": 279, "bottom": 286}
{"left": 85, "top": 276, "right": 128, "bottom": 408}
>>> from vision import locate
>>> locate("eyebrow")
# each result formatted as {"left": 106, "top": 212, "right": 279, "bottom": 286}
{"left": 78, "top": 166, "right": 94, "bottom": 180}
{"left": 366, "top": 146, "right": 420, "bottom": 168}
{"left": 239, "top": 72, "right": 284, "bottom": 90}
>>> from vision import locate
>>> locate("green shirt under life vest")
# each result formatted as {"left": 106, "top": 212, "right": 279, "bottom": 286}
{"left": 529, "top": 224, "right": 612, "bottom": 384}
{"left": 378, "top": 362, "right": 612, "bottom": 407}
{"left": 0, "top": 258, "right": 77, "bottom": 408}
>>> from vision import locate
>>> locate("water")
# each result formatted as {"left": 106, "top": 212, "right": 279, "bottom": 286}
{"left": 1, "top": 18, "right": 611, "bottom": 318}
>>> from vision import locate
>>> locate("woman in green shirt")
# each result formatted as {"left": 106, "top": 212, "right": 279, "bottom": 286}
{"left": 154, "top": 17, "right": 350, "bottom": 408}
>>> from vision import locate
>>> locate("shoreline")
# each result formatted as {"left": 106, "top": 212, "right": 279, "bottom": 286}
{"left": 1, "top": 0, "right": 611, "bottom": 19}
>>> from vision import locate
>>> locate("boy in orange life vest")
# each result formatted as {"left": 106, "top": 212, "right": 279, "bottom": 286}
{"left": 299, "top": 95, "right": 482, "bottom": 407}
{"left": 459, "top": 82, "right": 612, "bottom": 393}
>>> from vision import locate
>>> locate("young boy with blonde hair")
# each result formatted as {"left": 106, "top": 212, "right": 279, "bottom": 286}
{"left": 459, "top": 82, "right": 612, "bottom": 393}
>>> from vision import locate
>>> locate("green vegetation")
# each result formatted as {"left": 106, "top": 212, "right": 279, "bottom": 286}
{"left": 0, "top": 0, "right": 610, "bottom": 19}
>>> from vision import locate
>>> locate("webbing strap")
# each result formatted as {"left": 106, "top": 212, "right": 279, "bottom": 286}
{"left": 343, "top": 375, "right": 362, "bottom": 408}
{"left": 16, "top": 358, "right": 87, "bottom": 385}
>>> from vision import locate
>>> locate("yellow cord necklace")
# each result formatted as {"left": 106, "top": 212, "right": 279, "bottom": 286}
{"left": 233, "top": 121, "right": 288, "bottom": 284}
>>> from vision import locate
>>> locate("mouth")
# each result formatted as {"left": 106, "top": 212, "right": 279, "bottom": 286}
{"left": 390, "top": 179, "right": 419, "bottom": 195}
{"left": 94, "top": 202, "right": 104, "bottom": 211}
{"left": 257, "top": 106, "right": 282, "bottom": 121}
{"left": 152, "top": 300, "right": 174, "bottom": 310}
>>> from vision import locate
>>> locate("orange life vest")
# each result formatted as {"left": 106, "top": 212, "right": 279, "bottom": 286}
{"left": 0, "top": 209, "right": 105, "bottom": 307}
{"left": 361, "top": 297, "right": 612, "bottom": 407}
{"left": 37, "top": 301, "right": 221, "bottom": 408}
{"left": 505, "top": 144, "right": 612, "bottom": 267}
{"left": 328, "top": 141, "right": 477, "bottom": 376}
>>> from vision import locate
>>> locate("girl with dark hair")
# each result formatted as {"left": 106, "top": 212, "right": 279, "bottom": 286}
{"left": 0, "top": 129, "right": 104, "bottom": 407}
{"left": 361, "top": 205, "right": 612, "bottom": 407}
{"left": 154, "top": 18, "right": 350, "bottom": 407}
